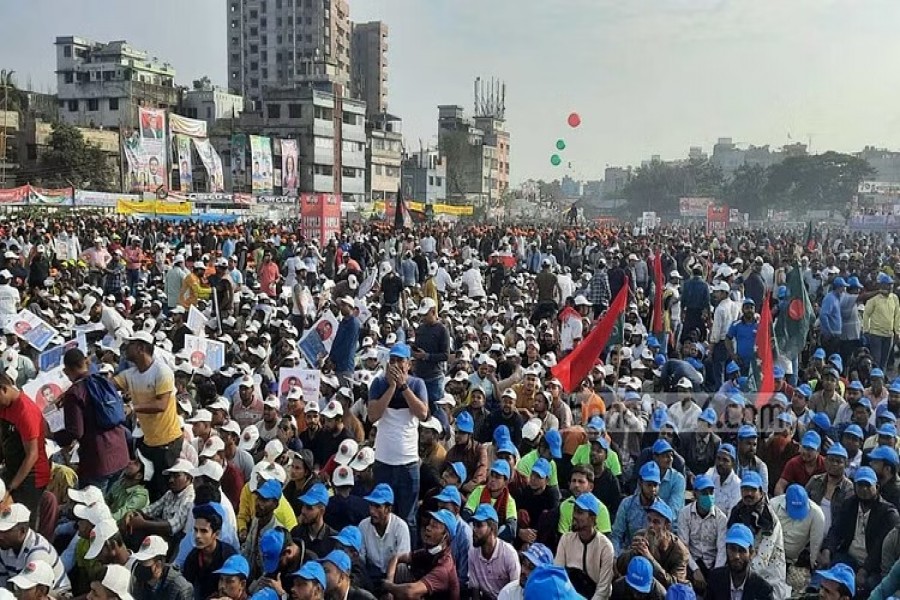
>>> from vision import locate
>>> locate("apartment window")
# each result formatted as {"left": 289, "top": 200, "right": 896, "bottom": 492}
{"left": 260, "top": 1, "right": 266, "bottom": 12}
{"left": 230, "top": 2, "right": 238, "bottom": 12}
{"left": 287, "top": 16, "right": 293, "bottom": 25}
{"left": 231, "top": 53, "right": 240, "bottom": 63}
{"left": 435, "top": 177, "right": 443, "bottom": 186}
{"left": 260, "top": 19, "right": 267, "bottom": 28}
{"left": 261, "top": 35, "right": 268, "bottom": 44}
{"left": 63, "top": 45, "right": 72, "bottom": 57}
{"left": 250, "top": 44, "right": 258, "bottom": 54}
{"left": 262, "top": 68, "right": 268, "bottom": 79}
{"left": 429, "top": 176, "right": 434, "bottom": 185}
{"left": 288, "top": 104, "right": 302, "bottom": 118}
{"left": 314, "top": 165, "right": 333, "bottom": 176}
{"left": 262, "top": 51, "right": 269, "bottom": 61}
{"left": 306, "top": 16, "right": 312, "bottom": 25}
{"left": 231, "top": 20, "right": 238, "bottom": 29}
{"left": 206, "top": 107, "right": 212, "bottom": 119}
{"left": 250, "top": 27, "right": 258, "bottom": 36}
{"left": 249, "top": 9, "right": 258, "bottom": 18}
{"left": 86, "top": 99, "right": 98, "bottom": 111}
{"left": 108, "top": 98, "right": 119, "bottom": 110}
{"left": 251, "top": 78, "right": 259, "bottom": 88}
{"left": 277, "top": 35, "right": 283, "bottom": 44}
{"left": 342, "top": 167, "right": 356, "bottom": 178}
{"left": 103, "top": 71, "right": 113, "bottom": 81}
{"left": 67, "top": 100, "right": 78, "bottom": 111}
{"left": 315, "top": 137, "right": 332, "bottom": 149}
{"left": 276, "top": 0, "right": 282, "bottom": 7}
{"left": 64, "top": 72, "right": 74, "bottom": 84}
{"left": 276, "top": 17, "right": 282, "bottom": 26}
{"left": 250, "top": 62, "right": 259, "bottom": 70}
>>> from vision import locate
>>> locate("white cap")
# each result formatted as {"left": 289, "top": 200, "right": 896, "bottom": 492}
{"left": 74, "top": 501, "right": 112, "bottom": 525}
{"left": 100, "top": 564, "right": 134, "bottom": 600}
{"left": 9, "top": 560, "right": 55, "bottom": 590}
{"left": 332, "top": 465, "right": 355, "bottom": 487}
{"left": 264, "top": 439, "right": 285, "bottom": 462}
{"left": 676, "top": 377, "right": 693, "bottom": 389}
{"left": 238, "top": 375, "right": 255, "bottom": 388}
{"left": 163, "top": 458, "right": 195, "bottom": 475}
{"left": 135, "top": 449, "right": 154, "bottom": 482}
{"left": 0, "top": 504, "right": 30, "bottom": 531}
{"left": 186, "top": 409, "right": 213, "bottom": 424}
{"left": 436, "top": 394, "right": 456, "bottom": 407}
{"left": 349, "top": 446, "right": 375, "bottom": 471}
{"left": 68, "top": 485, "right": 104, "bottom": 506}
{"left": 419, "top": 416, "right": 443, "bottom": 434}
{"left": 239, "top": 425, "right": 260, "bottom": 450}
{"left": 125, "top": 330, "right": 154, "bottom": 345}
{"left": 209, "top": 397, "right": 231, "bottom": 413}
{"left": 199, "top": 436, "right": 225, "bottom": 458}
{"left": 522, "top": 418, "right": 542, "bottom": 441}
{"left": 338, "top": 295, "right": 355, "bottom": 306}
{"left": 304, "top": 400, "right": 320, "bottom": 414}
{"left": 712, "top": 281, "right": 730, "bottom": 293}
{"left": 84, "top": 518, "right": 118, "bottom": 560}
{"left": 574, "top": 295, "right": 592, "bottom": 307}
{"left": 321, "top": 399, "right": 344, "bottom": 419}
{"left": 669, "top": 270, "right": 683, "bottom": 279}
{"left": 191, "top": 460, "right": 224, "bottom": 482}
{"left": 417, "top": 297, "right": 437, "bottom": 315}
{"left": 132, "top": 535, "right": 169, "bottom": 561}
{"left": 262, "top": 396, "right": 280, "bottom": 409}
{"left": 335, "top": 439, "right": 359, "bottom": 466}
{"left": 219, "top": 420, "right": 241, "bottom": 436}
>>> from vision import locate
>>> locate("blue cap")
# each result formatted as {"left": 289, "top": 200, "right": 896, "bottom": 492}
{"left": 654, "top": 354, "right": 667, "bottom": 367}
{"left": 331, "top": 526, "right": 362, "bottom": 552}
{"left": 876, "top": 403, "right": 895, "bottom": 419}
{"left": 434, "top": 485, "right": 463, "bottom": 506}
{"left": 389, "top": 343, "right": 412, "bottom": 359}
{"left": 625, "top": 556, "right": 654, "bottom": 594}
{"left": 878, "top": 273, "right": 894, "bottom": 285}
{"left": 686, "top": 357, "right": 704, "bottom": 371}
{"left": 455, "top": 411, "right": 475, "bottom": 434}
{"left": 639, "top": 461, "right": 661, "bottom": 484}
{"left": 449, "top": 461, "right": 467, "bottom": 482}
{"left": 826, "top": 444, "right": 849, "bottom": 459}
{"left": 693, "top": 475, "right": 714, "bottom": 491}
{"left": 737, "top": 425, "right": 758, "bottom": 439}
{"left": 493, "top": 425, "right": 511, "bottom": 444}
{"left": 427, "top": 510, "right": 458, "bottom": 537}
{"left": 256, "top": 479, "right": 284, "bottom": 501}
{"left": 812, "top": 412, "right": 831, "bottom": 430}
{"left": 832, "top": 277, "right": 847, "bottom": 288}
{"left": 523, "top": 565, "right": 582, "bottom": 600}
{"left": 647, "top": 336, "right": 661, "bottom": 349}
{"left": 531, "top": 458, "right": 552, "bottom": 479}
{"left": 777, "top": 286, "right": 788, "bottom": 300}
{"left": 364, "top": 483, "right": 395, "bottom": 505}
{"left": 828, "top": 355, "right": 843, "bottom": 373}
{"left": 497, "top": 441, "right": 518, "bottom": 457}
{"left": 724, "top": 523, "right": 755, "bottom": 549}
{"left": 773, "top": 366, "right": 785, "bottom": 379}
{"left": 889, "top": 381, "right": 900, "bottom": 394}
{"left": 856, "top": 397, "right": 873, "bottom": 411}
{"left": 812, "top": 348, "right": 826, "bottom": 360}
{"left": 879, "top": 423, "right": 898, "bottom": 438}
{"left": 801, "top": 431, "right": 822, "bottom": 450}
{"left": 319, "top": 549, "right": 352, "bottom": 574}
{"left": 214, "top": 554, "right": 251, "bottom": 578}
{"left": 259, "top": 529, "right": 285, "bottom": 574}
{"left": 777, "top": 411, "right": 797, "bottom": 425}
{"left": 297, "top": 482, "right": 329, "bottom": 507}
{"left": 872, "top": 367, "right": 886, "bottom": 379}
{"left": 544, "top": 429, "right": 563, "bottom": 459}
{"left": 574, "top": 493, "right": 601, "bottom": 515}
{"left": 796, "top": 383, "right": 813, "bottom": 398}
{"left": 592, "top": 436, "right": 610, "bottom": 450}
{"left": 471, "top": 503, "right": 499, "bottom": 523}
{"left": 652, "top": 439, "right": 674, "bottom": 455}
{"left": 815, "top": 563, "right": 856, "bottom": 595}
{"left": 521, "top": 543, "right": 554, "bottom": 568}
{"left": 727, "top": 393, "right": 746, "bottom": 408}
{"left": 698, "top": 408, "right": 717, "bottom": 425}
{"left": 869, "top": 445, "right": 900, "bottom": 466}
{"left": 740, "top": 471, "right": 764, "bottom": 490}
{"left": 649, "top": 407, "right": 668, "bottom": 431}
{"left": 848, "top": 276, "right": 862, "bottom": 289}
{"left": 855, "top": 466, "right": 878, "bottom": 486}
{"left": 249, "top": 589, "right": 280, "bottom": 600}
{"left": 742, "top": 298, "right": 755, "bottom": 307}
{"left": 717, "top": 443, "right": 737, "bottom": 462}
{"left": 666, "top": 583, "right": 698, "bottom": 600}
{"left": 586, "top": 416, "right": 606, "bottom": 432}
{"left": 785, "top": 485, "right": 810, "bottom": 521}
{"left": 490, "top": 459, "right": 511, "bottom": 479}
{"left": 625, "top": 390, "right": 642, "bottom": 402}
{"left": 848, "top": 380, "right": 865, "bottom": 392}
{"left": 646, "top": 499, "right": 675, "bottom": 523}
{"left": 292, "top": 561, "right": 326, "bottom": 589}
{"left": 726, "top": 361, "right": 741, "bottom": 375}
{"left": 842, "top": 424, "right": 864, "bottom": 440}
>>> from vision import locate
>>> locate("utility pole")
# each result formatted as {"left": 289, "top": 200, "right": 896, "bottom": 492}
{"left": 0, "top": 69, "right": 11, "bottom": 188}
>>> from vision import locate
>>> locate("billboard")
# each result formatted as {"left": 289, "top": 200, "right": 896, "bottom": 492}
{"left": 249, "top": 135, "right": 274, "bottom": 194}
{"left": 28, "top": 187, "right": 73, "bottom": 206}
{"left": 706, "top": 204, "right": 729, "bottom": 235}
{"left": 230, "top": 134, "right": 248, "bottom": 191}
{"left": 281, "top": 138, "right": 299, "bottom": 195}
{"left": 858, "top": 181, "right": 900, "bottom": 195}
{"left": 124, "top": 107, "right": 168, "bottom": 192}
{"left": 175, "top": 135, "right": 193, "bottom": 192}
{"left": 193, "top": 138, "right": 225, "bottom": 192}
{"left": 169, "top": 113, "right": 207, "bottom": 138}
{"left": 679, "top": 197, "right": 714, "bottom": 218}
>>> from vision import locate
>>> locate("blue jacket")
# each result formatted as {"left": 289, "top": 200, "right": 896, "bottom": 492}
{"left": 820, "top": 291, "right": 843, "bottom": 338}
{"left": 330, "top": 315, "right": 361, "bottom": 372}
{"left": 610, "top": 493, "right": 650, "bottom": 554}
{"left": 682, "top": 277, "right": 710, "bottom": 312}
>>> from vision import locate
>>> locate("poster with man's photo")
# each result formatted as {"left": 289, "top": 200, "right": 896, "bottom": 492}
{"left": 23, "top": 366, "right": 71, "bottom": 412}
{"left": 184, "top": 334, "right": 225, "bottom": 371}
{"left": 9, "top": 309, "right": 58, "bottom": 351}
{"left": 297, "top": 312, "right": 338, "bottom": 368}
{"left": 278, "top": 367, "right": 321, "bottom": 403}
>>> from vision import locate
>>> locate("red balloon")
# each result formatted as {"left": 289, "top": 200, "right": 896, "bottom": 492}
{"left": 567, "top": 112, "right": 581, "bottom": 128}
{"left": 788, "top": 298, "right": 806, "bottom": 320}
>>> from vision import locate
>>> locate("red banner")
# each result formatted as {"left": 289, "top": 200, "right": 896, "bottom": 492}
{"left": 706, "top": 204, "right": 729, "bottom": 235}
{"left": 300, "top": 193, "right": 342, "bottom": 246}
{"left": 0, "top": 186, "right": 28, "bottom": 205}
{"left": 756, "top": 293, "right": 774, "bottom": 407}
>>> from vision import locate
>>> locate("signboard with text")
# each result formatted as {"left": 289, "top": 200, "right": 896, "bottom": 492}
{"left": 300, "top": 193, "right": 342, "bottom": 245}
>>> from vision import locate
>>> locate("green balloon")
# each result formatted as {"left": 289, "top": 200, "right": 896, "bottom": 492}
{"left": 556, "top": 139, "right": 566, "bottom": 150}
{"left": 551, "top": 154, "right": 562, "bottom": 166}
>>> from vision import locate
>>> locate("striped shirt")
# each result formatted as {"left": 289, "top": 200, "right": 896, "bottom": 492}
{"left": 0, "top": 529, "right": 71, "bottom": 591}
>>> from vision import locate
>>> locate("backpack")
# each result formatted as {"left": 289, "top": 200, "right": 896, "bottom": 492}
{"left": 83, "top": 373, "right": 126, "bottom": 430}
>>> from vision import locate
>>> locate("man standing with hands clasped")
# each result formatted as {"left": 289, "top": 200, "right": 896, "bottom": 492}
{"left": 368, "top": 343, "right": 429, "bottom": 531}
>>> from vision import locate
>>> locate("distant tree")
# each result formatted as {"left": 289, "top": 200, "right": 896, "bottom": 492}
{"left": 34, "top": 123, "right": 116, "bottom": 191}
{"left": 723, "top": 164, "right": 768, "bottom": 215}
{"left": 192, "top": 76, "right": 212, "bottom": 91}
{"left": 622, "top": 158, "right": 722, "bottom": 215}
{"left": 763, "top": 152, "right": 873, "bottom": 211}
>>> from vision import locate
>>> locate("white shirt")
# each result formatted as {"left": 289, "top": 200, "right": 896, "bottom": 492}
{"left": 557, "top": 274, "right": 575, "bottom": 304}
{"left": 434, "top": 267, "right": 454, "bottom": 293}
{"left": 769, "top": 495, "right": 825, "bottom": 565}
{"left": 460, "top": 268, "right": 486, "bottom": 299}
{"left": 677, "top": 501, "right": 728, "bottom": 571}
{"left": 497, "top": 581, "right": 524, "bottom": 600}
{"left": 0, "top": 284, "right": 20, "bottom": 315}
{"left": 710, "top": 297, "right": 740, "bottom": 344}
{"left": 359, "top": 513, "right": 411, "bottom": 575}
{"left": 668, "top": 400, "right": 702, "bottom": 434}
{"left": 560, "top": 312, "right": 584, "bottom": 352}
{"left": 420, "top": 236, "right": 436, "bottom": 254}
{"left": 0, "top": 529, "right": 70, "bottom": 591}
{"left": 706, "top": 468, "right": 742, "bottom": 514}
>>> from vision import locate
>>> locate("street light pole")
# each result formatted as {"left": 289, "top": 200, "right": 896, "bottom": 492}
{"left": 0, "top": 69, "right": 11, "bottom": 188}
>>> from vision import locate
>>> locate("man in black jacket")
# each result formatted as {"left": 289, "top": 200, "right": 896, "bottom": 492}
{"left": 706, "top": 524, "right": 774, "bottom": 600}
{"left": 820, "top": 466, "right": 900, "bottom": 594}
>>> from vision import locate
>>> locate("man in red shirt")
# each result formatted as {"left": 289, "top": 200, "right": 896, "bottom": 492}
{"left": 774, "top": 430, "right": 825, "bottom": 494}
{"left": 0, "top": 372, "right": 50, "bottom": 524}
{"left": 383, "top": 509, "right": 459, "bottom": 600}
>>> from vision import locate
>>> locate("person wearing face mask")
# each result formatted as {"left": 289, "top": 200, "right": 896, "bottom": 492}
{"left": 863, "top": 273, "right": 900, "bottom": 371}
{"left": 677, "top": 475, "right": 726, "bottom": 595}
{"left": 819, "top": 466, "right": 900, "bottom": 596}
{"left": 382, "top": 509, "right": 459, "bottom": 600}
{"left": 130, "top": 536, "right": 192, "bottom": 600}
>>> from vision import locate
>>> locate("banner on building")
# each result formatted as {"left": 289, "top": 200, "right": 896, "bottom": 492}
{"left": 374, "top": 200, "right": 474, "bottom": 217}
{"left": 28, "top": 187, "right": 74, "bottom": 206}
{"left": 74, "top": 190, "right": 138, "bottom": 207}
{"left": 188, "top": 193, "right": 232, "bottom": 205}
{"left": 0, "top": 186, "right": 28, "bottom": 205}
{"left": 169, "top": 113, "right": 208, "bottom": 138}
{"left": 116, "top": 199, "right": 192, "bottom": 216}
{"left": 230, "top": 134, "right": 248, "bottom": 191}
{"left": 679, "top": 197, "right": 714, "bottom": 218}
{"left": 249, "top": 135, "right": 274, "bottom": 194}
{"left": 706, "top": 204, "right": 729, "bottom": 235}
{"left": 124, "top": 107, "right": 168, "bottom": 193}
{"left": 193, "top": 138, "right": 225, "bottom": 192}
{"left": 858, "top": 181, "right": 900, "bottom": 195}
{"left": 281, "top": 139, "right": 299, "bottom": 195}
{"left": 175, "top": 135, "right": 193, "bottom": 193}
{"left": 256, "top": 195, "right": 297, "bottom": 205}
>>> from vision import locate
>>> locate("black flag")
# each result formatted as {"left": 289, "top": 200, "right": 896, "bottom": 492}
{"left": 394, "top": 185, "right": 405, "bottom": 231}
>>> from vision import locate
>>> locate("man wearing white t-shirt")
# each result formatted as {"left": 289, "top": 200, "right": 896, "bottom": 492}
{"left": 367, "top": 343, "right": 429, "bottom": 530}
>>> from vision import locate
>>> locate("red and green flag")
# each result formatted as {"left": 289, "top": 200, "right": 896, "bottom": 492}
{"left": 774, "top": 264, "right": 813, "bottom": 360}
{"left": 755, "top": 293, "right": 774, "bottom": 407}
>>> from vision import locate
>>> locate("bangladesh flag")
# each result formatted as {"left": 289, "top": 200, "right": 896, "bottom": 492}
{"left": 805, "top": 221, "right": 817, "bottom": 252}
{"left": 774, "top": 264, "right": 813, "bottom": 359}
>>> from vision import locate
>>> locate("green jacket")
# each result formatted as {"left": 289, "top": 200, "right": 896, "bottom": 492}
{"left": 107, "top": 478, "right": 150, "bottom": 521}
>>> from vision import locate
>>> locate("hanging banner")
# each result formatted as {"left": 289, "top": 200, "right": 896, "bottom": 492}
{"left": 27, "top": 187, "right": 74, "bottom": 206}
{"left": 679, "top": 197, "right": 714, "bottom": 218}
{"left": 175, "top": 135, "right": 193, "bottom": 193}
{"left": 193, "top": 138, "right": 225, "bottom": 193}
{"left": 188, "top": 193, "right": 233, "bottom": 205}
{"left": 249, "top": 135, "right": 274, "bottom": 195}
{"left": 706, "top": 204, "right": 729, "bottom": 235}
{"left": 124, "top": 107, "right": 168, "bottom": 193}
{"left": 281, "top": 139, "right": 299, "bottom": 195}
{"left": 169, "top": 113, "right": 208, "bottom": 138}
{"left": 116, "top": 199, "right": 191, "bottom": 216}
{"left": 373, "top": 200, "right": 473, "bottom": 217}
{"left": 231, "top": 134, "right": 248, "bottom": 191}
{"left": 0, "top": 186, "right": 28, "bottom": 205}
{"left": 74, "top": 190, "right": 138, "bottom": 207}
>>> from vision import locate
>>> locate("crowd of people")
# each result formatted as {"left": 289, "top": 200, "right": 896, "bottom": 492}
{"left": 0, "top": 215, "right": 895, "bottom": 600}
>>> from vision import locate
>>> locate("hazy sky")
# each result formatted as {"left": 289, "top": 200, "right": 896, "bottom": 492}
{"left": 4, "top": 0, "right": 900, "bottom": 183}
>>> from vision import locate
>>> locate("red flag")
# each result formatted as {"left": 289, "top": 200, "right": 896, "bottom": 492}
{"left": 651, "top": 253, "right": 665, "bottom": 336}
{"left": 552, "top": 280, "right": 629, "bottom": 393}
{"left": 756, "top": 293, "right": 774, "bottom": 407}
